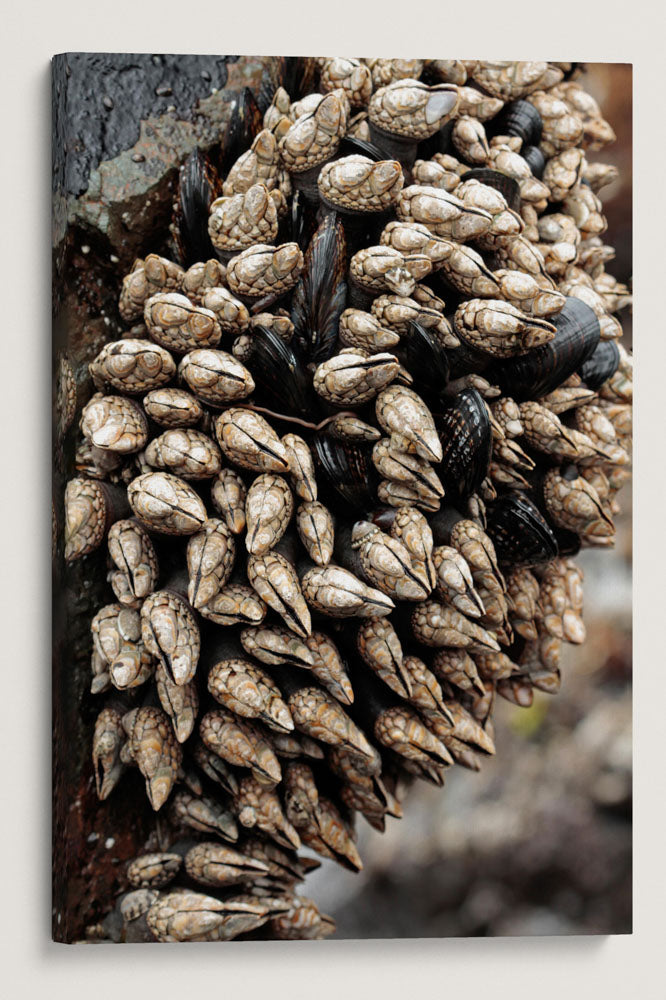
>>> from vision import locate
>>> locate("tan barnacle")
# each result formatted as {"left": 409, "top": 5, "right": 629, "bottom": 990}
{"left": 80, "top": 393, "right": 148, "bottom": 453}
{"left": 64, "top": 477, "right": 128, "bottom": 561}
{"left": 371, "top": 293, "right": 459, "bottom": 348}
{"left": 119, "top": 254, "right": 184, "bottom": 322}
{"left": 519, "top": 401, "right": 594, "bottom": 460}
{"left": 234, "top": 775, "right": 301, "bottom": 850}
{"left": 492, "top": 269, "right": 566, "bottom": 318}
{"left": 286, "top": 685, "right": 375, "bottom": 761}
{"left": 389, "top": 506, "right": 436, "bottom": 590}
{"left": 180, "top": 259, "right": 227, "bottom": 303}
{"left": 487, "top": 143, "right": 551, "bottom": 205}
{"left": 368, "top": 78, "right": 459, "bottom": 140}
{"left": 91, "top": 603, "right": 142, "bottom": 665}
{"left": 127, "top": 471, "right": 206, "bottom": 535}
{"left": 207, "top": 658, "right": 293, "bottom": 734}
{"left": 573, "top": 403, "right": 629, "bottom": 463}
{"left": 89, "top": 339, "right": 176, "bottom": 395}
{"left": 535, "top": 213, "right": 582, "bottom": 276}
{"left": 171, "top": 789, "right": 238, "bottom": 842}
{"left": 270, "top": 894, "right": 336, "bottom": 941}
{"left": 284, "top": 763, "right": 362, "bottom": 871}
{"left": 326, "top": 414, "right": 381, "bottom": 442}
{"left": 250, "top": 311, "right": 294, "bottom": 342}
{"left": 197, "top": 583, "right": 267, "bottom": 627}
{"left": 127, "top": 706, "right": 182, "bottom": 811}
{"left": 211, "top": 468, "right": 247, "bottom": 534}
{"left": 240, "top": 624, "right": 314, "bottom": 669}
{"left": 223, "top": 128, "right": 281, "bottom": 197}
{"left": 456, "top": 86, "right": 504, "bottom": 120}
{"left": 526, "top": 90, "right": 584, "bottom": 158}
{"left": 289, "top": 91, "right": 325, "bottom": 122}
{"left": 200, "top": 707, "right": 282, "bottom": 785}
{"left": 127, "top": 853, "right": 182, "bottom": 890}
{"left": 351, "top": 520, "right": 431, "bottom": 601}
{"left": 145, "top": 890, "right": 242, "bottom": 943}
{"left": 432, "top": 546, "right": 485, "bottom": 619}
{"left": 154, "top": 662, "right": 199, "bottom": 743}
{"left": 186, "top": 518, "right": 235, "bottom": 609}
{"left": 279, "top": 91, "right": 349, "bottom": 173}
{"left": 432, "top": 699, "right": 496, "bottom": 756}
{"left": 144, "top": 293, "right": 221, "bottom": 353}
{"left": 263, "top": 86, "right": 291, "bottom": 131}
{"left": 281, "top": 433, "right": 317, "bottom": 503}
{"left": 372, "top": 438, "right": 445, "bottom": 505}
{"left": 379, "top": 221, "right": 452, "bottom": 269}
{"left": 318, "top": 155, "right": 403, "bottom": 213}
{"left": 320, "top": 57, "right": 372, "bottom": 107}
{"left": 141, "top": 589, "right": 200, "bottom": 686}
{"left": 494, "top": 234, "right": 552, "bottom": 282}
{"left": 542, "top": 147, "right": 586, "bottom": 201}
{"left": 226, "top": 242, "right": 304, "bottom": 300}
{"left": 301, "top": 564, "right": 394, "bottom": 618}
{"left": 109, "top": 639, "right": 154, "bottom": 691}
{"left": 245, "top": 474, "right": 294, "bottom": 555}
{"left": 92, "top": 707, "right": 125, "bottom": 800}
{"left": 145, "top": 428, "right": 221, "bottom": 481}
{"left": 411, "top": 156, "right": 465, "bottom": 193}
{"left": 552, "top": 80, "right": 616, "bottom": 150}
{"left": 433, "top": 242, "right": 500, "bottom": 298}
{"left": 178, "top": 349, "right": 254, "bottom": 405}
{"left": 454, "top": 299, "right": 555, "bottom": 356}
{"left": 375, "top": 384, "right": 442, "bottom": 462}
{"left": 504, "top": 567, "right": 541, "bottom": 640}
{"left": 536, "top": 559, "right": 586, "bottom": 644}
{"left": 295, "top": 501, "right": 334, "bottom": 567}
{"left": 563, "top": 184, "right": 608, "bottom": 240}
{"left": 246, "top": 551, "right": 311, "bottom": 638}
{"left": 142, "top": 388, "right": 203, "bottom": 428}
{"left": 396, "top": 185, "right": 493, "bottom": 242}
{"left": 451, "top": 115, "right": 490, "bottom": 164}
{"left": 350, "top": 245, "right": 431, "bottom": 297}
{"left": 305, "top": 632, "right": 354, "bottom": 706}
{"left": 357, "top": 616, "right": 411, "bottom": 698}
{"left": 376, "top": 479, "right": 439, "bottom": 512}
{"left": 365, "top": 58, "right": 424, "bottom": 88}
{"left": 400, "top": 655, "right": 447, "bottom": 715}
{"left": 470, "top": 61, "right": 553, "bottom": 101}
{"left": 454, "top": 179, "right": 524, "bottom": 248}
{"left": 184, "top": 842, "right": 269, "bottom": 889}
{"left": 411, "top": 601, "right": 500, "bottom": 652}
{"left": 313, "top": 350, "right": 400, "bottom": 406}
{"left": 208, "top": 183, "right": 279, "bottom": 254}
{"left": 430, "top": 648, "right": 485, "bottom": 695}
{"left": 542, "top": 467, "right": 615, "bottom": 541}
{"left": 374, "top": 705, "right": 453, "bottom": 769}
{"left": 449, "top": 518, "right": 505, "bottom": 594}
{"left": 196, "top": 286, "right": 251, "bottom": 336}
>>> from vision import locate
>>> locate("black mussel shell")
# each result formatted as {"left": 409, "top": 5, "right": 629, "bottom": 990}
{"left": 460, "top": 168, "right": 521, "bottom": 212}
{"left": 522, "top": 145, "right": 546, "bottom": 180}
{"left": 395, "top": 321, "right": 450, "bottom": 399}
{"left": 219, "top": 87, "right": 263, "bottom": 176}
{"left": 245, "top": 324, "right": 316, "bottom": 417}
{"left": 446, "top": 339, "right": 493, "bottom": 381}
{"left": 433, "top": 388, "right": 492, "bottom": 500}
{"left": 174, "top": 149, "right": 219, "bottom": 267}
{"left": 489, "top": 297, "right": 600, "bottom": 401}
{"left": 291, "top": 213, "right": 348, "bottom": 363}
{"left": 282, "top": 56, "right": 319, "bottom": 101}
{"left": 312, "top": 435, "right": 377, "bottom": 514}
{"left": 416, "top": 120, "right": 455, "bottom": 162}
{"left": 488, "top": 100, "right": 543, "bottom": 148}
{"left": 339, "top": 135, "right": 388, "bottom": 162}
{"left": 578, "top": 339, "right": 620, "bottom": 390}
{"left": 485, "top": 494, "right": 559, "bottom": 568}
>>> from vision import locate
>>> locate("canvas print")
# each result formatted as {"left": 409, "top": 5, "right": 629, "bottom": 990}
{"left": 52, "top": 56, "right": 632, "bottom": 943}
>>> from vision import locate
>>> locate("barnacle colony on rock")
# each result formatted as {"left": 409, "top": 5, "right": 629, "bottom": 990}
{"left": 62, "top": 57, "right": 632, "bottom": 943}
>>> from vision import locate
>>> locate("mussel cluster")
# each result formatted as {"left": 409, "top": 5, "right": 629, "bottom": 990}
{"left": 63, "top": 57, "right": 632, "bottom": 943}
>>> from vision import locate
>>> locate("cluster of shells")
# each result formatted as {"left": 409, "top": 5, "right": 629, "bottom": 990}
{"left": 61, "top": 57, "right": 632, "bottom": 943}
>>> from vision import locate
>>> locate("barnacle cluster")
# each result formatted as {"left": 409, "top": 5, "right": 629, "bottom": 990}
{"left": 62, "top": 57, "right": 632, "bottom": 943}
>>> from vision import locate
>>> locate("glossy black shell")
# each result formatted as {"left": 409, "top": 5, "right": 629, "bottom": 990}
{"left": 395, "top": 321, "right": 450, "bottom": 399}
{"left": 433, "top": 388, "right": 492, "bottom": 500}
{"left": 174, "top": 149, "right": 218, "bottom": 267}
{"left": 339, "top": 135, "right": 388, "bottom": 162}
{"left": 312, "top": 435, "right": 377, "bottom": 514}
{"left": 245, "top": 325, "right": 316, "bottom": 417}
{"left": 522, "top": 145, "right": 546, "bottom": 179}
{"left": 578, "top": 340, "right": 621, "bottom": 390}
{"left": 485, "top": 494, "right": 559, "bottom": 568}
{"left": 489, "top": 297, "right": 600, "bottom": 401}
{"left": 488, "top": 100, "right": 543, "bottom": 148}
{"left": 459, "top": 168, "right": 521, "bottom": 212}
{"left": 291, "top": 213, "right": 348, "bottom": 363}
{"left": 219, "top": 87, "right": 263, "bottom": 176}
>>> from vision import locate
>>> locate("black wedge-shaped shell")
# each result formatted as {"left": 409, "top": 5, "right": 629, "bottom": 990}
{"left": 578, "top": 340, "right": 620, "bottom": 390}
{"left": 291, "top": 213, "right": 348, "bottom": 363}
{"left": 485, "top": 494, "right": 558, "bottom": 568}
{"left": 459, "top": 168, "right": 521, "bottom": 212}
{"left": 434, "top": 389, "right": 492, "bottom": 500}
{"left": 395, "top": 321, "right": 450, "bottom": 398}
{"left": 175, "top": 150, "right": 219, "bottom": 267}
{"left": 312, "top": 436, "right": 376, "bottom": 513}
{"left": 245, "top": 324, "right": 316, "bottom": 416}
{"left": 489, "top": 297, "right": 600, "bottom": 402}
{"left": 522, "top": 145, "right": 546, "bottom": 180}
{"left": 488, "top": 100, "right": 543, "bottom": 148}
{"left": 339, "top": 135, "right": 388, "bottom": 162}
{"left": 220, "top": 87, "right": 264, "bottom": 176}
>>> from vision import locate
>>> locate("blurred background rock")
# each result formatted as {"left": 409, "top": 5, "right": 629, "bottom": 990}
{"left": 310, "top": 63, "right": 633, "bottom": 938}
